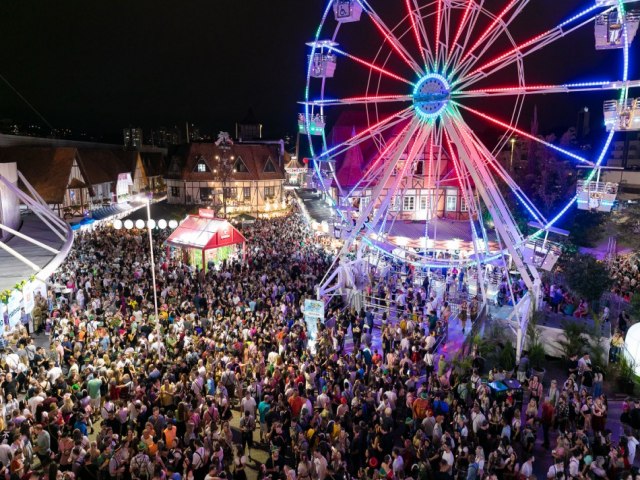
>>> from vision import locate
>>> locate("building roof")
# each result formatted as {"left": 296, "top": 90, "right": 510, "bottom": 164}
{"left": 140, "top": 152, "right": 166, "bottom": 177}
{"left": 166, "top": 214, "right": 246, "bottom": 251}
{"left": 77, "top": 149, "right": 125, "bottom": 186}
{"left": 336, "top": 142, "right": 366, "bottom": 189}
{"left": 285, "top": 154, "right": 306, "bottom": 171}
{"left": 166, "top": 142, "right": 285, "bottom": 182}
{"left": 0, "top": 146, "right": 88, "bottom": 204}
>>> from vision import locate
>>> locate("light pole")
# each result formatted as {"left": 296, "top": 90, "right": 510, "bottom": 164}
{"left": 144, "top": 197, "right": 159, "bottom": 325}
{"left": 509, "top": 137, "right": 516, "bottom": 173}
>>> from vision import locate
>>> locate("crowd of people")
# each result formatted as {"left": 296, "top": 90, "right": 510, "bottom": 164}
{"left": 0, "top": 206, "right": 636, "bottom": 480}
{"left": 609, "top": 255, "right": 639, "bottom": 302}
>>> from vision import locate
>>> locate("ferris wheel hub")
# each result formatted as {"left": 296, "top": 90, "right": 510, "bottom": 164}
{"left": 413, "top": 73, "right": 451, "bottom": 121}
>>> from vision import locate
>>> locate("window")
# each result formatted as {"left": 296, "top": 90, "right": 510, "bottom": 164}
{"left": 200, "top": 187, "right": 212, "bottom": 201}
{"left": 403, "top": 196, "right": 415, "bottom": 211}
{"left": 170, "top": 186, "right": 180, "bottom": 197}
{"left": 264, "top": 185, "right": 276, "bottom": 198}
{"left": 243, "top": 187, "right": 251, "bottom": 200}
{"left": 460, "top": 196, "right": 469, "bottom": 212}
{"left": 234, "top": 157, "right": 250, "bottom": 173}
{"left": 223, "top": 187, "right": 236, "bottom": 199}
{"left": 390, "top": 196, "right": 400, "bottom": 211}
{"left": 197, "top": 163, "right": 207, "bottom": 172}
{"left": 263, "top": 158, "right": 277, "bottom": 173}
{"left": 414, "top": 161, "right": 424, "bottom": 175}
{"left": 419, "top": 195, "right": 429, "bottom": 211}
{"left": 446, "top": 194, "right": 457, "bottom": 212}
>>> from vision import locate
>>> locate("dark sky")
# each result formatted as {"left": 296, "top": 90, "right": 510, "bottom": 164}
{"left": 1, "top": 0, "right": 638, "bottom": 143}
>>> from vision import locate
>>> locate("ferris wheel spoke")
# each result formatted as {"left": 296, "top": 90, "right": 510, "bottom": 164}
{"left": 357, "top": 0, "right": 425, "bottom": 76}
{"left": 434, "top": 0, "right": 443, "bottom": 68}
{"left": 372, "top": 125, "right": 434, "bottom": 235}
{"left": 454, "top": 5, "right": 614, "bottom": 90}
{"left": 453, "top": 0, "right": 521, "bottom": 74}
{"left": 454, "top": 1, "right": 528, "bottom": 80}
{"left": 345, "top": 121, "right": 416, "bottom": 199}
{"left": 452, "top": 80, "right": 640, "bottom": 99}
{"left": 446, "top": 0, "right": 476, "bottom": 69}
{"left": 449, "top": 110, "right": 549, "bottom": 224}
{"left": 404, "top": 0, "right": 431, "bottom": 69}
{"left": 300, "top": 94, "right": 413, "bottom": 108}
{"left": 337, "top": 119, "right": 423, "bottom": 253}
{"left": 327, "top": 45, "right": 416, "bottom": 87}
{"left": 321, "top": 107, "right": 414, "bottom": 160}
{"left": 442, "top": 124, "right": 490, "bottom": 250}
{"left": 453, "top": 101, "right": 596, "bottom": 167}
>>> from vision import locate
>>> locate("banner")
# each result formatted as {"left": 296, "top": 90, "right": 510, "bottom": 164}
{"left": 7, "top": 290, "right": 23, "bottom": 331}
{"left": 303, "top": 299, "right": 325, "bottom": 353}
{"left": 23, "top": 282, "right": 35, "bottom": 314}
{"left": 23, "top": 279, "right": 47, "bottom": 314}
{"left": 0, "top": 303, "right": 5, "bottom": 337}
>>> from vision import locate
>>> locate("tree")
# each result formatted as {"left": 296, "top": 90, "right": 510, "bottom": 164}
{"left": 565, "top": 210, "right": 607, "bottom": 248}
{"left": 613, "top": 204, "right": 640, "bottom": 250}
{"left": 563, "top": 253, "right": 612, "bottom": 304}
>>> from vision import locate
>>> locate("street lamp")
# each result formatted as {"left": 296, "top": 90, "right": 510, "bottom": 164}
{"left": 509, "top": 137, "right": 516, "bottom": 172}
{"left": 143, "top": 197, "right": 159, "bottom": 326}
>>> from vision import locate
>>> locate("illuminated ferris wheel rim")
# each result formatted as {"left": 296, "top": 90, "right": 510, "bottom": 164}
{"left": 302, "top": 0, "right": 637, "bottom": 267}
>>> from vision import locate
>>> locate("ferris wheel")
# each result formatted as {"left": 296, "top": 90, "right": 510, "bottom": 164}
{"left": 300, "top": 0, "right": 639, "bottom": 349}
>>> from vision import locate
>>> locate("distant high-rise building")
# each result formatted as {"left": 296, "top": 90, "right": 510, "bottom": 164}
{"left": 236, "top": 108, "right": 262, "bottom": 141}
{"left": 187, "top": 123, "right": 204, "bottom": 142}
{"left": 123, "top": 127, "right": 143, "bottom": 149}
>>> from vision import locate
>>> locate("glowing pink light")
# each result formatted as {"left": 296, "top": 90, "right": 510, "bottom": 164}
{"left": 329, "top": 46, "right": 415, "bottom": 86}
{"left": 435, "top": 0, "right": 442, "bottom": 63}
{"left": 447, "top": 0, "right": 474, "bottom": 64}
{"left": 454, "top": 123, "right": 545, "bottom": 223}
{"left": 457, "top": 103, "right": 590, "bottom": 164}
{"left": 458, "top": 0, "right": 519, "bottom": 67}
{"left": 467, "top": 30, "right": 551, "bottom": 76}
{"left": 313, "top": 94, "right": 410, "bottom": 104}
{"left": 405, "top": 0, "right": 427, "bottom": 67}
{"left": 458, "top": 84, "right": 556, "bottom": 94}
{"left": 369, "top": 15, "right": 420, "bottom": 72}
{"left": 443, "top": 127, "right": 464, "bottom": 191}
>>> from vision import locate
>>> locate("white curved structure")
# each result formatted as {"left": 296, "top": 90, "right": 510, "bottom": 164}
{"left": 0, "top": 169, "right": 73, "bottom": 289}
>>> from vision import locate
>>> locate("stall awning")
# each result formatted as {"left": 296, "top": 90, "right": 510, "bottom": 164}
{"left": 166, "top": 215, "right": 246, "bottom": 251}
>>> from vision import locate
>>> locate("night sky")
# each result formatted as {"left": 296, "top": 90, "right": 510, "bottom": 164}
{"left": 1, "top": 0, "right": 638, "bottom": 145}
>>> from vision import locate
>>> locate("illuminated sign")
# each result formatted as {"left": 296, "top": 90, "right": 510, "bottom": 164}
{"left": 199, "top": 208, "right": 215, "bottom": 219}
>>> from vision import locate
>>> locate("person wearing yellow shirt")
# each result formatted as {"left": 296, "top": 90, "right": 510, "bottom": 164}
{"left": 159, "top": 379, "right": 176, "bottom": 408}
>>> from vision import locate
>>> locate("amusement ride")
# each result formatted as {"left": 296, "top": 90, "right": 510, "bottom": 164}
{"left": 299, "top": 0, "right": 640, "bottom": 357}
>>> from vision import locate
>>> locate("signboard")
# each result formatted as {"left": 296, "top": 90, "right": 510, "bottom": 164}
{"left": 303, "top": 299, "right": 325, "bottom": 353}
{"left": 7, "top": 290, "right": 23, "bottom": 330}
{"left": 199, "top": 208, "right": 215, "bottom": 219}
{"left": 23, "top": 282, "right": 35, "bottom": 314}
{"left": 219, "top": 223, "right": 231, "bottom": 240}
{"left": 304, "top": 299, "right": 325, "bottom": 319}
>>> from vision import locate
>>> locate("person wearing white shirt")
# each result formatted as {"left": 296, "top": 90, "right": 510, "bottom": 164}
{"left": 441, "top": 444, "right": 454, "bottom": 473}
{"left": 626, "top": 432, "right": 639, "bottom": 465}
{"left": 520, "top": 455, "right": 534, "bottom": 479}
